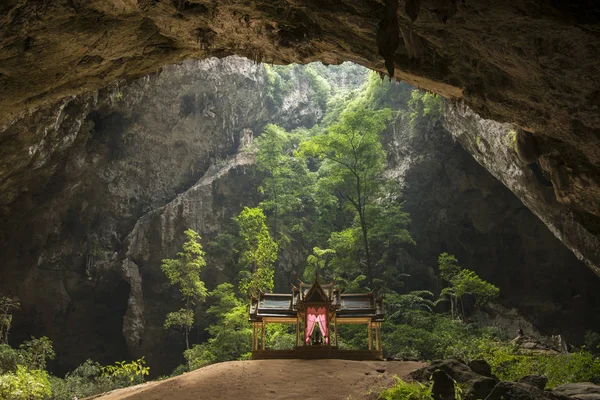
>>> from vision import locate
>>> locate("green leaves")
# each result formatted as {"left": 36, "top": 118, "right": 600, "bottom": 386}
{"left": 161, "top": 229, "right": 208, "bottom": 307}
{"left": 452, "top": 270, "right": 500, "bottom": 306}
{"left": 100, "top": 357, "right": 149, "bottom": 383}
{"left": 235, "top": 207, "right": 278, "bottom": 297}
{"left": 184, "top": 284, "right": 251, "bottom": 370}
{"left": 164, "top": 309, "right": 194, "bottom": 330}
{"left": 436, "top": 253, "right": 500, "bottom": 319}
{"left": 18, "top": 337, "right": 55, "bottom": 371}
{"left": 438, "top": 252, "right": 461, "bottom": 282}
{"left": 0, "top": 366, "right": 51, "bottom": 400}
{"left": 161, "top": 229, "right": 208, "bottom": 348}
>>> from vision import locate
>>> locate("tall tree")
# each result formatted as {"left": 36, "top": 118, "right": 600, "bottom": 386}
{"left": 161, "top": 229, "right": 208, "bottom": 349}
{"left": 235, "top": 207, "right": 278, "bottom": 298}
{"left": 255, "top": 124, "right": 316, "bottom": 248}
{"left": 301, "top": 105, "right": 393, "bottom": 284}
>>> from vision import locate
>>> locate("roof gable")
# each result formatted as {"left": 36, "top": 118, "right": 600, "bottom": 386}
{"left": 303, "top": 278, "right": 330, "bottom": 303}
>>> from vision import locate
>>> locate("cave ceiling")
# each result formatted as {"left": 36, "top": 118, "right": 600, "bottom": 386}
{"left": 1, "top": 0, "right": 599, "bottom": 267}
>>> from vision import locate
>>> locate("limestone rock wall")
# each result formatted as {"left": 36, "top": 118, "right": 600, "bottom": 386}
{"left": 1, "top": 1, "right": 599, "bottom": 266}
{"left": 383, "top": 107, "right": 600, "bottom": 341}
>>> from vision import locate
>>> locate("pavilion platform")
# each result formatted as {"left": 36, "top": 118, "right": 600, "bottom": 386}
{"left": 252, "top": 346, "right": 383, "bottom": 361}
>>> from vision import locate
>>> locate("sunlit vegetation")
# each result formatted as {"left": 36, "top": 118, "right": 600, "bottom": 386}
{"left": 161, "top": 229, "right": 208, "bottom": 350}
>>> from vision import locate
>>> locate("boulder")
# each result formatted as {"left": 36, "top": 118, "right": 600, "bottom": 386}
{"left": 486, "top": 382, "right": 571, "bottom": 400}
{"left": 431, "top": 370, "right": 455, "bottom": 400}
{"left": 552, "top": 383, "right": 600, "bottom": 400}
{"left": 519, "top": 375, "right": 548, "bottom": 390}
{"left": 411, "top": 359, "right": 497, "bottom": 400}
{"left": 468, "top": 360, "right": 493, "bottom": 377}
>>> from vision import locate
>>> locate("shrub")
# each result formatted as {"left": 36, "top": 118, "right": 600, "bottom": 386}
{"left": 0, "top": 366, "right": 51, "bottom": 400}
{"left": 379, "top": 378, "right": 432, "bottom": 400}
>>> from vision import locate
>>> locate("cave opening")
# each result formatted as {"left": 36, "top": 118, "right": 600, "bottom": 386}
{"left": 1, "top": 0, "right": 600, "bottom": 395}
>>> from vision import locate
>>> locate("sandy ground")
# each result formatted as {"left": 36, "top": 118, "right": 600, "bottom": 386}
{"left": 88, "top": 359, "right": 425, "bottom": 400}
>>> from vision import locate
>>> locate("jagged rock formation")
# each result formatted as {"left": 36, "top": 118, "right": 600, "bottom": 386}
{"left": 445, "top": 103, "right": 600, "bottom": 273}
{"left": 1, "top": 1, "right": 599, "bottom": 276}
{"left": 383, "top": 101, "right": 600, "bottom": 341}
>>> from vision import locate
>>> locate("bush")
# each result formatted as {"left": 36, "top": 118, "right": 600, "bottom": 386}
{"left": 379, "top": 378, "right": 432, "bottom": 400}
{"left": 471, "top": 340, "right": 600, "bottom": 388}
{"left": 0, "top": 344, "right": 19, "bottom": 373}
{"left": 0, "top": 366, "right": 51, "bottom": 400}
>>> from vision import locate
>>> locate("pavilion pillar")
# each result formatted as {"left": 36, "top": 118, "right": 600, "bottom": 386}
{"left": 368, "top": 321, "right": 373, "bottom": 350}
{"left": 261, "top": 320, "right": 266, "bottom": 350}
{"left": 334, "top": 315, "right": 338, "bottom": 347}
{"left": 295, "top": 315, "right": 300, "bottom": 347}
{"left": 252, "top": 323, "right": 256, "bottom": 350}
{"left": 375, "top": 323, "right": 381, "bottom": 351}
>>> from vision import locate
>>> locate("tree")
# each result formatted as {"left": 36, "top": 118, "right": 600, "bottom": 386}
{"left": 184, "top": 283, "right": 251, "bottom": 370}
{"left": 301, "top": 105, "right": 393, "bottom": 284}
{"left": 18, "top": 337, "right": 55, "bottom": 370}
{"left": 255, "top": 124, "right": 315, "bottom": 248}
{"left": 303, "top": 247, "right": 336, "bottom": 282}
{"left": 435, "top": 253, "right": 500, "bottom": 320}
{"left": 235, "top": 207, "right": 278, "bottom": 298}
{"left": 161, "top": 229, "right": 208, "bottom": 349}
{"left": 0, "top": 296, "right": 20, "bottom": 344}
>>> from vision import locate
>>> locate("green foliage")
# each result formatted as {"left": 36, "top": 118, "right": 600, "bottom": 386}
{"left": 264, "top": 64, "right": 295, "bottom": 107}
{"left": 379, "top": 378, "right": 432, "bottom": 400}
{"left": 235, "top": 207, "right": 278, "bottom": 297}
{"left": 301, "top": 104, "right": 403, "bottom": 284}
{"left": 303, "top": 247, "right": 336, "bottom": 282}
{"left": 387, "top": 291, "right": 435, "bottom": 318}
{"left": 584, "top": 330, "right": 600, "bottom": 354}
{"left": 0, "top": 344, "right": 19, "bottom": 374}
{"left": 18, "top": 336, "right": 55, "bottom": 370}
{"left": 0, "top": 366, "right": 51, "bottom": 400}
{"left": 161, "top": 229, "right": 208, "bottom": 307}
{"left": 48, "top": 359, "right": 103, "bottom": 400}
{"left": 471, "top": 340, "right": 600, "bottom": 388}
{"left": 49, "top": 358, "right": 151, "bottom": 399}
{"left": 266, "top": 324, "right": 296, "bottom": 350}
{"left": 184, "top": 283, "right": 251, "bottom": 370}
{"left": 255, "top": 124, "right": 315, "bottom": 248}
{"left": 506, "top": 130, "right": 517, "bottom": 151}
{"left": 0, "top": 296, "right": 20, "bottom": 344}
{"left": 452, "top": 270, "right": 500, "bottom": 307}
{"left": 438, "top": 253, "right": 461, "bottom": 282}
{"left": 407, "top": 90, "right": 444, "bottom": 129}
{"left": 101, "top": 357, "right": 149, "bottom": 384}
{"left": 164, "top": 309, "right": 194, "bottom": 331}
{"left": 304, "top": 64, "right": 332, "bottom": 108}
{"left": 161, "top": 229, "right": 207, "bottom": 348}
{"left": 435, "top": 253, "right": 499, "bottom": 319}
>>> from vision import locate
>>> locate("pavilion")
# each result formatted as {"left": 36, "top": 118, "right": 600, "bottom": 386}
{"left": 248, "top": 277, "right": 385, "bottom": 360}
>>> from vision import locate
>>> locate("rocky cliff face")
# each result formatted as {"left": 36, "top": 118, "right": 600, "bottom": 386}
{"left": 1, "top": 1, "right": 599, "bottom": 275}
{"left": 383, "top": 103, "right": 600, "bottom": 341}
{"left": 444, "top": 103, "right": 600, "bottom": 273}
{"left": 0, "top": 56, "right": 368, "bottom": 374}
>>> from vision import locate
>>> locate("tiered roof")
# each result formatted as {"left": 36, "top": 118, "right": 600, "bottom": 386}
{"left": 249, "top": 278, "right": 384, "bottom": 322}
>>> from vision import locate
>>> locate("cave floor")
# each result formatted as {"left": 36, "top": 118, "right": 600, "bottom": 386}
{"left": 87, "top": 359, "right": 425, "bottom": 400}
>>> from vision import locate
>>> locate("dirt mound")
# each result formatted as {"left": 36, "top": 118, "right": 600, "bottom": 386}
{"left": 89, "top": 359, "right": 425, "bottom": 400}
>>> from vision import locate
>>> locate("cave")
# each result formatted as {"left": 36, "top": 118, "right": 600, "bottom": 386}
{"left": 0, "top": 1, "right": 599, "bottom": 398}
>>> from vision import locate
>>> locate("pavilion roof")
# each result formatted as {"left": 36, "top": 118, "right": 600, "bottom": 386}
{"left": 249, "top": 278, "right": 384, "bottom": 322}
